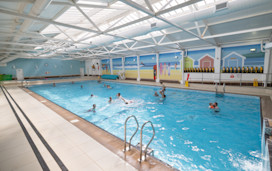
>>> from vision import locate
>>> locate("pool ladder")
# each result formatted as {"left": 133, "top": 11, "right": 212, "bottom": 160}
{"left": 215, "top": 83, "right": 225, "bottom": 97}
{"left": 124, "top": 115, "right": 155, "bottom": 163}
{"left": 22, "top": 80, "right": 29, "bottom": 87}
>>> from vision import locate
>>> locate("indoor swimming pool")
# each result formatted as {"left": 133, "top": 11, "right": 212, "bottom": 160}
{"left": 29, "top": 81, "right": 262, "bottom": 171}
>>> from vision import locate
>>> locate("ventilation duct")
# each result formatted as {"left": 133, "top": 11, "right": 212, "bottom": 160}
{"left": 215, "top": 2, "right": 228, "bottom": 12}
{"left": 151, "top": 23, "right": 157, "bottom": 28}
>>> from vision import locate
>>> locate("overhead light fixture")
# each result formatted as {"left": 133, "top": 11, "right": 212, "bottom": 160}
{"left": 250, "top": 48, "right": 256, "bottom": 52}
{"left": 34, "top": 46, "right": 43, "bottom": 50}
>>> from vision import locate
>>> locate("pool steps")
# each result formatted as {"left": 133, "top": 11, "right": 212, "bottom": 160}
{"left": 123, "top": 115, "right": 155, "bottom": 163}
{"left": 215, "top": 82, "right": 225, "bottom": 97}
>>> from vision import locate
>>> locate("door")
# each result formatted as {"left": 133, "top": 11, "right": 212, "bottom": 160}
{"left": 16, "top": 69, "right": 24, "bottom": 81}
{"left": 80, "top": 68, "right": 84, "bottom": 77}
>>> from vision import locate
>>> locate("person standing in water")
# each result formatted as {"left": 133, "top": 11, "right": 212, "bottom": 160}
{"left": 87, "top": 104, "right": 96, "bottom": 112}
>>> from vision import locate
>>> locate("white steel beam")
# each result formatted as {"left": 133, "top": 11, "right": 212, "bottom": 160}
{"left": 119, "top": 0, "right": 216, "bottom": 46}
{"left": 158, "top": 0, "right": 174, "bottom": 12}
{"left": 72, "top": 0, "right": 102, "bottom": 32}
{"left": 144, "top": 0, "right": 154, "bottom": 12}
{"left": 93, "top": 25, "right": 272, "bottom": 56}
{"left": 54, "top": 25, "right": 75, "bottom": 42}
{"left": 0, "top": 8, "right": 154, "bottom": 48}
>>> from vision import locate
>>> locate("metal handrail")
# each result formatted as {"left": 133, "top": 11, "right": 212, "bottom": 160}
{"left": 215, "top": 83, "right": 218, "bottom": 94}
{"left": 223, "top": 83, "right": 225, "bottom": 93}
{"left": 124, "top": 115, "right": 139, "bottom": 152}
{"left": 139, "top": 121, "right": 155, "bottom": 163}
{"left": 21, "top": 80, "right": 28, "bottom": 87}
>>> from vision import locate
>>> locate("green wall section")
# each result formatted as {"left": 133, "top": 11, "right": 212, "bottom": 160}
{"left": 0, "top": 58, "right": 85, "bottom": 78}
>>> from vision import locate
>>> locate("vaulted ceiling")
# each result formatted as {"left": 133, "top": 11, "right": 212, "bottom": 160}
{"left": 0, "top": 0, "right": 271, "bottom": 63}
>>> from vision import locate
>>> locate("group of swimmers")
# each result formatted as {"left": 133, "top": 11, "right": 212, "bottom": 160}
{"left": 209, "top": 102, "right": 220, "bottom": 112}
{"left": 154, "top": 81, "right": 166, "bottom": 98}
{"left": 87, "top": 92, "right": 133, "bottom": 112}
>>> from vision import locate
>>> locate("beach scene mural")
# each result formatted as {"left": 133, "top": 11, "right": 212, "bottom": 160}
{"left": 221, "top": 44, "right": 264, "bottom": 68}
{"left": 185, "top": 49, "right": 215, "bottom": 69}
{"left": 112, "top": 58, "right": 122, "bottom": 75}
{"left": 101, "top": 59, "right": 110, "bottom": 75}
{"left": 124, "top": 56, "right": 138, "bottom": 79}
{"left": 159, "top": 52, "right": 182, "bottom": 81}
{"left": 139, "top": 54, "right": 156, "bottom": 80}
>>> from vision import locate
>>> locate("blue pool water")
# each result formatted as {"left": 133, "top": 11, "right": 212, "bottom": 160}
{"left": 29, "top": 81, "right": 262, "bottom": 170}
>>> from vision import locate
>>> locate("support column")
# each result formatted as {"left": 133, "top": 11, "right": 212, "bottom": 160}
{"left": 110, "top": 58, "right": 113, "bottom": 75}
{"left": 122, "top": 57, "right": 125, "bottom": 73}
{"left": 99, "top": 59, "right": 102, "bottom": 75}
{"left": 264, "top": 49, "right": 271, "bottom": 87}
{"left": 137, "top": 56, "right": 140, "bottom": 81}
{"left": 214, "top": 47, "right": 222, "bottom": 83}
{"left": 156, "top": 53, "right": 160, "bottom": 83}
{"left": 180, "top": 50, "right": 184, "bottom": 84}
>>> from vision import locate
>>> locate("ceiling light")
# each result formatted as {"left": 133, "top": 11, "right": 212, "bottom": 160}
{"left": 250, "top": 48, "right": 256, "bottom": 52}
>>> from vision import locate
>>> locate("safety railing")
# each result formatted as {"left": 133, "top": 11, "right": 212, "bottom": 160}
{"left": 21, "top": 80, "right": 29, "bottom": 87}
{"left": 139, "top": 121, "right": 155, "bottom": 163}
{"left": 124, "top": 115, "right": 139, "bottom": 152}
{"left": 184, "top": 72, "right": 272, "bottom": 87}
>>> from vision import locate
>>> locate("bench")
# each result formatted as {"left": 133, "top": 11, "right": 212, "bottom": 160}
{"left": 101, "top": 75, "right": 119, "bottom": 80}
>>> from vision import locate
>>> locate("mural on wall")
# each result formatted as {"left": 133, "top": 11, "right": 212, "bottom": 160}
{"left": 124, "top": 56, "right": 137, "bottom": 78}
{"left": 221, "top": 44, "right": 264, "bottom": 69}
{"left": 112, "top": 58, "right": 122, "bottom": 75}
{"left": 186, "top": 49, "right": 215, "bottom": 69}
{"left": 139, "top": 54, "right": 156, "bottom": 80}
{"left": 222, "top": 52, "right": 245, "bottom": 68}
{"left": 0, "top": 58, "right": 84, "bottom": 78}
{"left": 159, "top": 52, "right": 182, "bottom": 81}
{"left": 101, "top": 59, "right": 110, "bottom": 75}
{"left": 184, "top": 57, "right": 194, "bottom": 69}
{"left": 199, "top": 55, "right": 214, "bottom": 68}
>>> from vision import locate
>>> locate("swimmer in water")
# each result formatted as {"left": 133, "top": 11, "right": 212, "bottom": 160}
{"left": 97, "top": 77, "right": 101, "bottom": 83}
{"left": 72, "top": 81, "right": 74, "bottom": 84}
{"left": 209, "top": 102, "right": 220, "bottom": 112}
{"left": 117, "top": 93, "right": 133, "bottom": 104}
{"left": 107, "top": 85, "right": 112, "bottom": 89}
{"left": 213, "top": 102, "right": 219, "bottom": 111}
{"left": 160, "top": 81, "right": 166, "bottom": 92}
{"left": 104, "top": 84, "right": 106, "bottom": 87}
{"left": 90, "top": 94, "right": 94, "bottom": 98}
{"left": 209, "top": 103, "right": 214, "bottom": 109}
{"left": 109, "top": 97, "right": 112, "bottom": 103}
{"left": 87, "top": 104, "right": 96, "bottom": 112}
{"left": 81, "top": 85, "right": 83, "bottom": 89}
{"left": 53, "top": 83, "right": 56, "bottom": 87}
{"left": 154, "top": 91, "right": 159, "bottom": 97}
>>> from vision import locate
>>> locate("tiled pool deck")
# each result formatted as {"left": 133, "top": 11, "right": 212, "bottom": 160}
{"left": 1, "top": 76, "right": 272, "bottom": 170}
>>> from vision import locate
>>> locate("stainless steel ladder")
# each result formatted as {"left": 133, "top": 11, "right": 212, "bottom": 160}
{"left": 124, "top": 115, "right": 139, "bottom": 152}
{"left": 138, "top": 121, "right": 155, "bottom": 163}
{"left": 22, "top": 80, "right": 29, "bottom": 87}
{"left": 215, "top": 83, "right": 225, "bottom": 97}
{"left": 123, "top": 116, "right": 156, "bottom": 162}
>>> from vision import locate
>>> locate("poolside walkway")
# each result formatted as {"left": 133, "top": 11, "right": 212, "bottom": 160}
{"left": 0, "top": 86, "right": 137, "bottom": 171}
{"left": 1, "top": 76, "right": 272, "bottom": 170}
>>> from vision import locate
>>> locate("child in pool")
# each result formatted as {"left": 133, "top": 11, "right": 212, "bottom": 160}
{"left": 87, "top": 104, "right": 96, "bottom": 112}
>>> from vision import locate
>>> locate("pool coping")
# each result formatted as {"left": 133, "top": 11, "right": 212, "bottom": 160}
{"left": 22, "top": 87, "right": 176, "bottom": 171}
